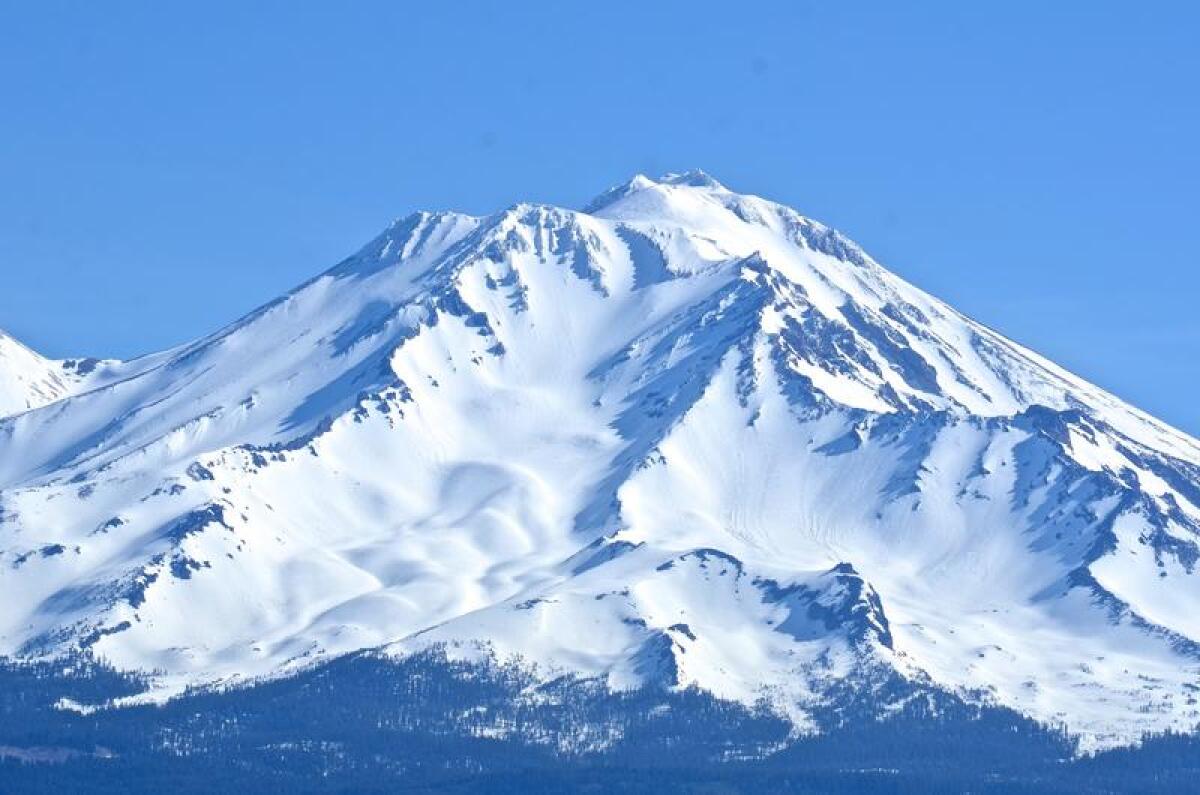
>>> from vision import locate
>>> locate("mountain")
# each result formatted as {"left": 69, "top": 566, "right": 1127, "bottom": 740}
{"left": 2, "top": 171, "right": 1199, "bottom": 751}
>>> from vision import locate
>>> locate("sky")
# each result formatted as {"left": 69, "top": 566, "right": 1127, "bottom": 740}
{"left": 1, "top": 2, "right": 1197, "bottom": 434}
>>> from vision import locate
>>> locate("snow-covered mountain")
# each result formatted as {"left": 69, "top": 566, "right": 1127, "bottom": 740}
{"left": 3, "top": 171, "right": 1199, "bottom": 749}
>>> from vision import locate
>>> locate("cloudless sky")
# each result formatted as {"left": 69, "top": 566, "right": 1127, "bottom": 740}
{"left": 1, "top": 2, "right": 1198, "bottom": 433}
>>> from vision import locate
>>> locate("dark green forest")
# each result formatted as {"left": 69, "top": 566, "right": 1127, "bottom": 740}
{"left": 0, "top": 650, "right": 1198, "bottom": 793}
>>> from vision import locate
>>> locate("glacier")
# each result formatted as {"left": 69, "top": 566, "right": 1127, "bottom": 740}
{"left": 2, "top": 170, "right": 1199, "bottom": 750}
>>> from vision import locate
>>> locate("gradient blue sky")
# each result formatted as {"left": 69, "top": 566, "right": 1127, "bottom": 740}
{"left": 2, "top": 2, "right": 1198, "bottom": 433}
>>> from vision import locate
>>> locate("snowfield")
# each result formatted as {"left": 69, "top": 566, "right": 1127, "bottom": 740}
{"left": 2, "top": 171, "right": 1200, "bottom": 750}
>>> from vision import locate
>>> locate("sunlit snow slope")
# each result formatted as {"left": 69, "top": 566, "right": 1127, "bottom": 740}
{"left": 3, "top": 172, "right": 1199, "bottom": 748}
{"left": 0, "top": 331, "right": 114, "bottom": 417}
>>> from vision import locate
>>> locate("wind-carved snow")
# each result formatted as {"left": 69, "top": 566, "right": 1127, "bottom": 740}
{"left": 0, "top": 331, "right": 119, "bottom": 417}
{"left": 2, "top": 170, "right": 1200, "bottom": 750}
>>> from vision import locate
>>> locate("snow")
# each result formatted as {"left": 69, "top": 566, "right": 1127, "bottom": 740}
{"left": 1, "top": 171, "right": 1199, "bottom": 748}
{"left": 0, "top": 332, "right": 112, "bottom": 417}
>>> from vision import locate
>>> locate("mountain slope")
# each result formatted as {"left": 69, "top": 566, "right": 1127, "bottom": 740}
{"left": 2, "top": 171, "right": 1199, "bottom": 749}
{"left": 0, "top": 331, "right": 111, "bottom": 417}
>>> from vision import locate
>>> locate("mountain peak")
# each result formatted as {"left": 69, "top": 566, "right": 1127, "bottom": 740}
{"left": 657, "top": 169, "right": 728, "bottom": 190}
{"left": 0, "top": 329, "right": 71, "bottom": 416}
{"left": 583, "top": 169, "right": 730, "bottom": 215}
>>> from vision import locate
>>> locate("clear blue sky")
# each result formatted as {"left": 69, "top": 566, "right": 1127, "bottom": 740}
{"left": 2, "top": 2, "right": 1197, "bottom": 433}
